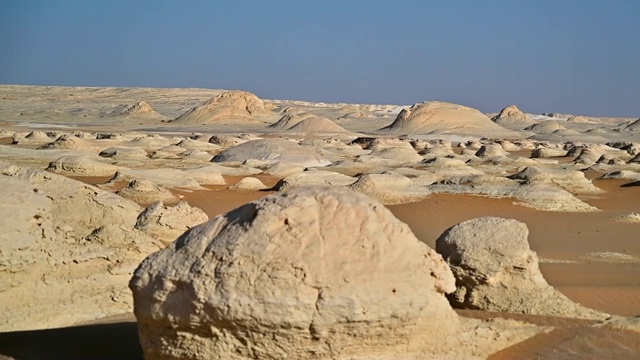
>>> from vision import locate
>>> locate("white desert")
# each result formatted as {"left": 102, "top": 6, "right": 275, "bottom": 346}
{"left": 1, "top": 85, "right": 640, "bottom": 359}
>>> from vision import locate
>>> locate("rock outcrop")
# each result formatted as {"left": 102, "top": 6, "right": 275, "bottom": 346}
{"left": 0, "top": 163, "right": 163, "bottom": 331}
{"left": 113, "top": 101, "right": 165, "bottom": 119}
{"left": 435, "top": 217, "right": 609, "bottom": 320}
{"left": 491, "top": 105, "right": 535, "bottom": 128}
{"left": 134, "top": 201, "right": 208, "bottom": 245}
{"left": 116, "top": 179, "right": 181, "bottom": 205}
{"left": 130, "top": 187, "right": 544, "bottom": 360}
{"left": 381, "top": 101, "right": 521, "bottom": 137}
{"left": 45, "top": 155, "right": 121, "bottom": 177}
{"left": 173, "top": 91, "right": 268, "bottom": 125}
{"left": 212, "top": 139, "right": 331, "bottom": 167}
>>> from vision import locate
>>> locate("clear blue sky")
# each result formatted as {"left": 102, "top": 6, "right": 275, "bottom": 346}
{"left": 1, "top": 1, "right": 638, "bottom": 117}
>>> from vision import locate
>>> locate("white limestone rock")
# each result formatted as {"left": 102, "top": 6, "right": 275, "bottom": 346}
{"left": 435, "top": 217, "right": 608, "bottom": 320}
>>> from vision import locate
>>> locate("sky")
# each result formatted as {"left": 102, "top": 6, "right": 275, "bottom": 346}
{"left": 0, "top": 1, "right": 638, "bottom": 117}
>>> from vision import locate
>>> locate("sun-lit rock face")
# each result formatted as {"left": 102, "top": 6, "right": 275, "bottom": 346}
{"left": 129, "top": 186, "right": 471, "bottom": 360}
{"left": 173, "top": 90, "right": 268, "bottom": 124}
{"left": 381, "top": 101, "right": 521, "bottom": 137}
{"left": 436, "top": 217, "right": 609, "bottom": 320}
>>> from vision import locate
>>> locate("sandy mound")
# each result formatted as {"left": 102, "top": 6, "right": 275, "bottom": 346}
{"left": 112, "top": 101, "right": 165, "bottom": 119}
{"left": 268, "top": 112, "right": 316, "bottom": 129}
{"left": 272, "top": 169, "right": 355, "bottom": 190}
{"left": 134, "top": 201, "right": 208, "bottom": 246}
{"left": 429, "top": 174, "right": 598, "bottom": 212}
{"left": 99, "top": 146, "right": 149, "bottom": 160}
{"left": 623, "top": 118, "right": 640, "bottom": 131}
{"left": 475, "top": 143, "right": 508, "bottom": 158}
{"left": 11, "top": 130, "right": 55, "bottom": 145}
{"left": 507, "top": 166, "right": 602, "bottom": 195}
{"left": 566, "top": 115, "right": 593, "bottom": 123}
{"left": 45, "top": 155, "right": 121, "bottom": 177}
{"left": 107, "top": 169, "right": 203, "bottom": 189}
{"left": 435, "top": 217, "right": 609, "bottom": 320}
{"left": 286, "top": 117, "right": 349, "bottom": 134}
{"left": 172, "top": 90, "right": 267, "bottom": 125}
{"left": 116, "top": 179, "right": 181, "bottom": 205}
{"left": 130, "top": 187, "right": 543, "bottom": 360}
{"left": 0, "top": 163, "right": 163, "bottom": 331}
{"left": 491, "top": 105, "right": 535, "bottom": 128}
{"left": 229, "top": 176, "right": 267, "bottom": 191}
{"left": 37, "top": 134, "right": 100, "bottom": 151}
{"left": 524, "top": 121, "right": 566, "bottom": 134}
{"left": 349, "top": 171, "right": 429, "bottom": 204}
{"left": 212, "top": 139, "right": 331, "bottom": 167}
{"left": 381, "top": 101, "right": 521, "bottom": 137}
{"left": 530, "top": 145, "right": 567, "bottom": 158}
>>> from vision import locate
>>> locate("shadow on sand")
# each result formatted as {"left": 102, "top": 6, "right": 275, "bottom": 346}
{"left": 0, "top": 322, "right": 142, "bottom": 360}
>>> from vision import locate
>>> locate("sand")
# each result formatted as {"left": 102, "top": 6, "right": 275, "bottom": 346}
{"left": 1, "top": 85, "right": 639, "bottom": 359}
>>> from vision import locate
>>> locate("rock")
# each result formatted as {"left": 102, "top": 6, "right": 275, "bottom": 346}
{"left": 207, "top": 134, "right": 247, "bottom": 148}
{"left": 130, "top": 187, "right": 543, "bottom": 360}
{"left": 623, "top": 118, "right": 640, "bottom": 131}
{"left": 612, "top": 212, "right": 640, "bottom": 223}
{"left": 349, "top": 171, "right": 428, "bottom": 204}
{"left": 507, "top": 166, "right": 602, "bottom": 194}
{"left": 263, "top": 162, "right": 304, "bottom": 177}
{"left": 596, "top": 316, "right": 640, "bottom": 332}
{"left": 99, "top": 146, "right": 149, "bottom": 160}
{"left": 45, "top": 155, "right": 121, "bottom": 177}
{"left": 107, "top": 169, "right": 203, "bottom": 189}
{"left": 187, "top": 163, "right": 259, "bottom": 177}
{"left": 173, "top": 91, "right": 268, "bottom": 125}
{"left": 475, "top": 144, "right": 508, "bottom": 158}
{"left": 182, "top": 166, "right": 227, "bottom": 185}
{"left": 176, "top": 138, "right": 222, "bottom": 152}
{"left": 285, "top": 117, "right": 350, "bottom": 134}
{"left": 530, "top": 146, "right": 567, "bottom": 158}
{"left": 272, "top": 169, "right": 355, "bottom": 190}
{"left": 229, "top": 176, "right": 267, "bottom": 191}
{"left": 524, "top": 121, "right": 566, "bottom": 134}
{"left": 600, "top": 170, "right": 640, "bottom": 181}
{"left": 212, "top": 139, "right": 331, "bottom": 168}
{"left": 491, "top": 105, "right": 535, "bottom": 128}
{"left": 435, "top": 217, "right": 609, "bottom": 320}
{"left": 135, "top": 201, "right": 208, "bottom": 245}
{"left": 37, "top": 134, "right": 100, "bottom": 151}
{"left": 114, "top": 101, "right": 165, "bottom": 119}
{"left": 116, "top": 179, "right": 181, "bottom": 205}
{"left": 268, "top": 112, "right": 319, "bottom": 130}
{"left": 11, "top": 130, "right": 54, "bottom": 145}
{"left": 381, "top": 101, "right": 521, "bottom": 137}
{"left": 0, "top": 163, "right": 163, "bottom": 331}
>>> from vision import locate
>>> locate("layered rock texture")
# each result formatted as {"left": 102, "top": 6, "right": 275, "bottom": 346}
{"left": 212, "top": 139, "right": 331, "bottom": 167}
{"left": 173, "top": 91, "right": 268, "bottom": 124}
{"left": 0, "top": 163, "right": 164, "bottom": 331}
{"left": 130, "top": 187, "right": 543, "bottom": 360}
{"left": 435, "top": 217, "right": 609, "bottom": 320}
{"left": 381, "top": 101, "right": 521, "bottom": 137}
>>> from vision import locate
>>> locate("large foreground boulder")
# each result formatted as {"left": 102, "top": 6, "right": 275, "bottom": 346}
{"left": 130, "top": 187, "right": 543, "bottom": 360}
{"left": 435, "top": 217, "right": 608, "bottom": 320}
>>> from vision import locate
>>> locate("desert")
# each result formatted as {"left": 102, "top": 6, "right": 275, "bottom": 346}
{"left": 0, "top": 84, "right": 638, "bottom": 359}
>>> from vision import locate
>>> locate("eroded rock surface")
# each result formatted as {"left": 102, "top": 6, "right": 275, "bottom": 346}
{"left": 0, "top": 163, "right": 163, "bottom": 331}
{"left": 435, "top": 217, "right": 609, "bottom": 320}
{"left": 130, "top": 187, "right": 543, "bottom": 360}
